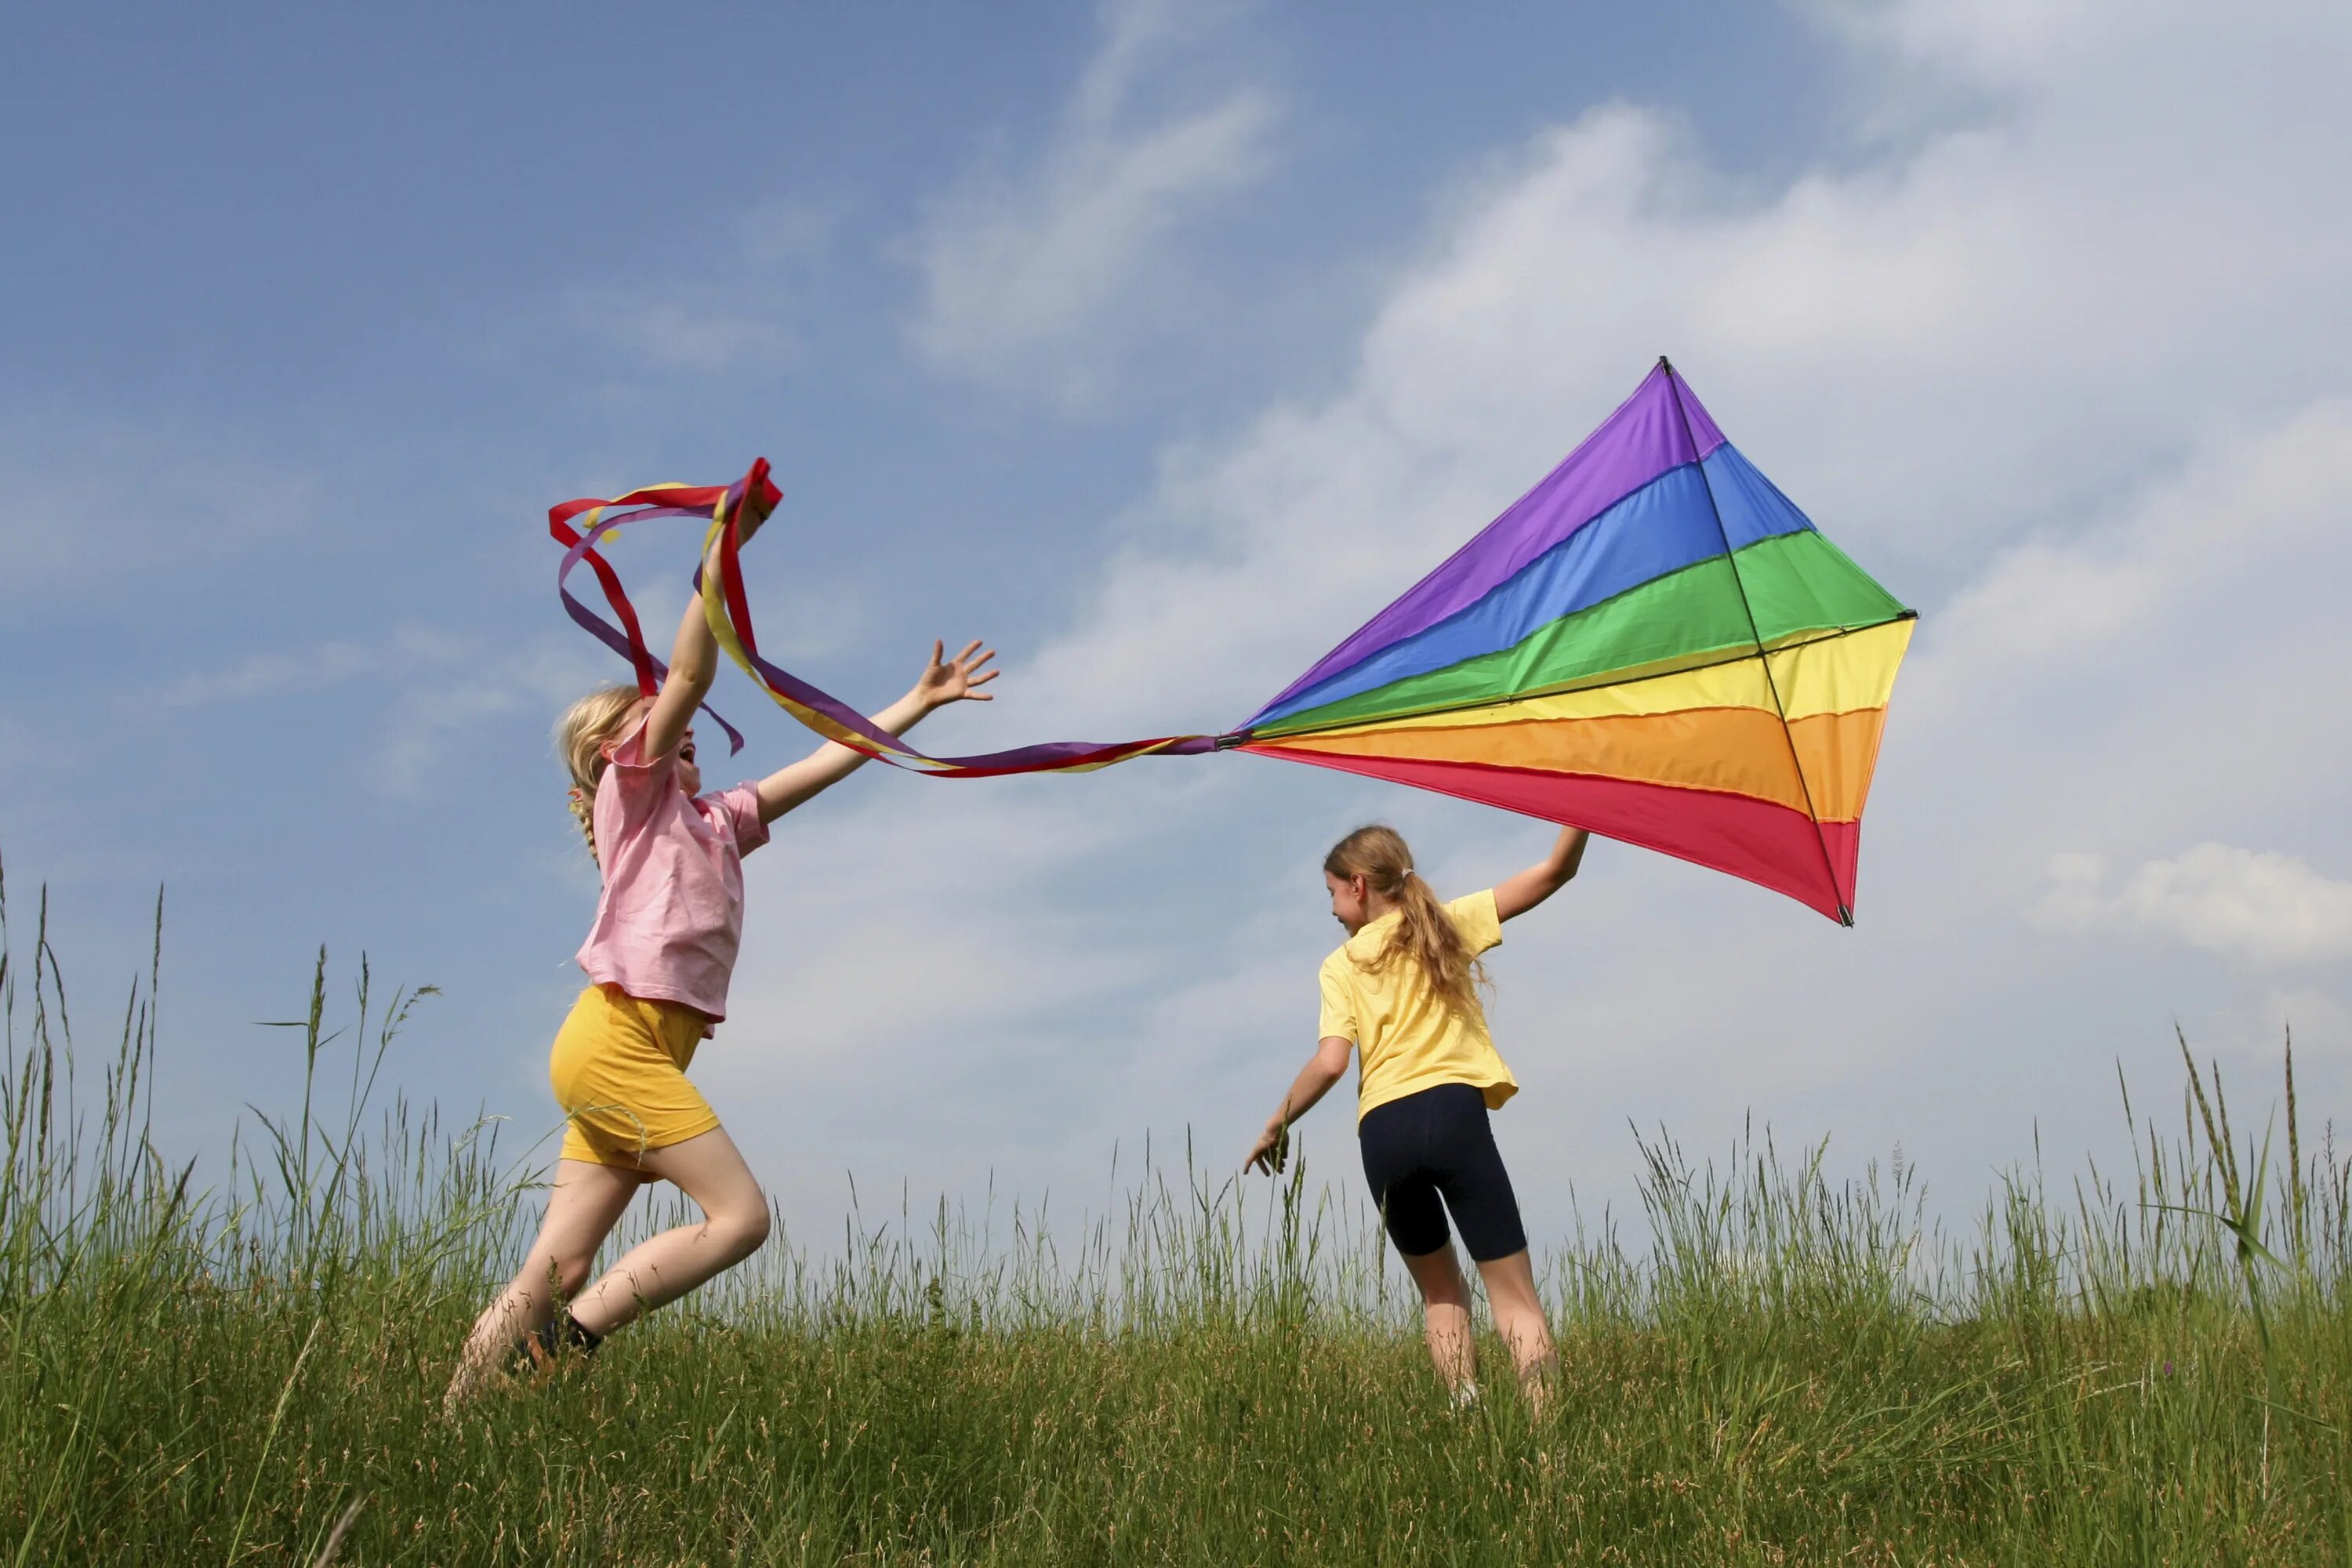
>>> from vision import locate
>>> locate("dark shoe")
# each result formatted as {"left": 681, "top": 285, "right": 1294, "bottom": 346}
{"left": 519, "top": 1311, "right": 604, "bottom": 1372}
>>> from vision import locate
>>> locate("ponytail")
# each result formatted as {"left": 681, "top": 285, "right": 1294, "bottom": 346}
{"left": 1323, "top": 825, "right": 1486, "bottom": 1014}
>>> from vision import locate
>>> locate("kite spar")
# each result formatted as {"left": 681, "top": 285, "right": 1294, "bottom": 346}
{"left": 550, "top": 361, "right": 1913, "bottom": 922}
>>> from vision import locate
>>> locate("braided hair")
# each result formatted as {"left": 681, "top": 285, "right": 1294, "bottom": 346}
{"left": 554, "top": 684, "right": 643, "bottom": 866}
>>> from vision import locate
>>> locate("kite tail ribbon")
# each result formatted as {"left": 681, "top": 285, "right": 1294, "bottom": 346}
{"left": 550, "top": 360, "right": 1914, "bottom": 927}
{"left": 554, "top": 459, "right": 1222, "bottom": 774}
{"left": 548, "top": 464, "right": 788, "bottom": 753}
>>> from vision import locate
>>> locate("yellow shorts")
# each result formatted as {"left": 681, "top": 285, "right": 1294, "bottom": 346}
{"left": 549, "top": 985, "right": 721, "bottom": 1168}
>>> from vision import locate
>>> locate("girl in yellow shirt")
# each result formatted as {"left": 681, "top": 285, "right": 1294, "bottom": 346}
{"left": 1247, "top": 822, "right": 1588, "bottom": 1407}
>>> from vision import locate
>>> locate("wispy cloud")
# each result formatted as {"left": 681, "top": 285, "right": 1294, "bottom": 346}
{"left": 567, "top": 290, "right": 799, "bottom": 375}
{"left": 996, "top": 0, "right": 2352, "bottom": 742}
{"left": 2034, "top": 846, "right": 2352, "bottom": 969}
{"left": 694, "top": 0, "right": 2352, "bottom": 1227}
{"left": 1926, "top": 400, "right": 2352, "bottom": 679}
{"left": 0, "top": 412, "right": 322, "bottom": 604}
{"left": 901, "top": 0, "right": 1279, "bottom": 405}
{"left": 377, "top": 635, "right": 607, "bottom": 800}
{"left": 161, "top": 624, "right": 475, "bottom": 706}
{"left": 564, "top": 203, "right": 831, "bottom": 375}
{"left": 149, "top": 622, "right": 610, "bottom": 803}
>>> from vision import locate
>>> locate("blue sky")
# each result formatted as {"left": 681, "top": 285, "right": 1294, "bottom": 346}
{"left": 7, "top": 0, "right": 2352, "bottom": 1257}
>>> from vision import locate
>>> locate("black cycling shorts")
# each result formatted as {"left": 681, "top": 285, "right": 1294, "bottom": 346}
{"left": 1356, "top": 1082, "right": 1528, "bottom": 1263}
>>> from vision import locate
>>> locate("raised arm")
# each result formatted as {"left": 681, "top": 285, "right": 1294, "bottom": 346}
{"left": 1244, "top": 1035, "right": 1354, "bottom": 1174}
{"left": 1491, "top": 826, "right": 1590, "bottom": 923}
{"left": 641, "top": 513, "right": 772, "bottom": 763}
{"left": 753, "top": 640, "right": 998, "bottom": 822}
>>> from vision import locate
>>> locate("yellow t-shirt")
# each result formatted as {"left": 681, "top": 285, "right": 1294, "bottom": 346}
{"left": 1319, "top": 888, "right": 1517, "bottom": 1120}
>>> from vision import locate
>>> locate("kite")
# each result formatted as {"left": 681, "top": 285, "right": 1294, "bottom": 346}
{"left": 550, "top": 359, "right": 1913, "bottom": 922}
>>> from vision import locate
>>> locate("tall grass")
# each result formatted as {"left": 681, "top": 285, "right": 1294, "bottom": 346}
{"left": 2, "top": 862, "right": 2347, "bottom": 1565}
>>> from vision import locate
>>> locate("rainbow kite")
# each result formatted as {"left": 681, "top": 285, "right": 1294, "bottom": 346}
{"left": 552, "top": 360, "right": 1913, "bottom": 922}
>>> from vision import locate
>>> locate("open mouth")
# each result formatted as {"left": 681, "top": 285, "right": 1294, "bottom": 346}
{"left": 680, "top": 741, "right": 698, "bottom": 765}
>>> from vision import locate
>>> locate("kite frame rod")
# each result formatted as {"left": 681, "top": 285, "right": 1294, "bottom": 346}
{"left": 1661, "top": 356, "right": 1854, "bottom": 926}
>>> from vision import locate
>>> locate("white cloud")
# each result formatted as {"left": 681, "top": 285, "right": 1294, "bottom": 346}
{"left": 1893, "top": 397, "right": 2352, "bottom": 860}
{"left": 136, "top": 620, "right": 607, "bottom": 802}
{"left": 564, "top": 204, "right": 829, "bottom": 374}
{"left": 1831, "top": 0, "right": 2347, "bottom": 95}
{"left": 337, "top": 574, "right": 863, "bottom": 806}
{"left": 146, "top": 619, "right": 578, "bottom": 801}
{"left": 161, "top": 624, "right": 474, "bottom": 706}
{"left": 377, "top": 635, "right": 606, "bottom": 800}
{"left": 996, "top": 18, "right": 2352, "bottom": 735}
{"left": 2261, "top": 989, "right": 2348, "bottom": 1054}
{"left": 570, "top": 292, "right": 797, "bottom": 375}
{"left": 701, "top": 0, "right": 2352, "bottom": 1236}
{"left": 1917, "top": 396, "right": 2352, "bottom": 686}
{"left": 2034, "top": 846, "right": 2352, "bottom": 968}
{"left": 725, "top": 786, "right": 1163, "bottom": 1059}
{"left": 0, "top": 414, "right": 322, "bottom": 603}
{"left": 901, "top": 0, "right": 1279, "bottom": 404}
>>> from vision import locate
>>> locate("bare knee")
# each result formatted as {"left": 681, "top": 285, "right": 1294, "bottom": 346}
{"left": 524, "top": 1249, "right": 597, "bottom": 1302}
{"left": 1401, "top": 1245, "right": 1471, "bottom": 1310}
{"left": 709, "top": 1195, "right": 771, "bottom": 1261}
{"left": 735, "top": 1200, "right": 773, "bottom": 1255}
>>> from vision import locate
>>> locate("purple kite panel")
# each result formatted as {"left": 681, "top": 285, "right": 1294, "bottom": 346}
{"left": 1247, "top": 363, "right": 1727, "bottom": 727}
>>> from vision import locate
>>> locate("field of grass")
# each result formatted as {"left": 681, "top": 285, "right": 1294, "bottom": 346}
{"left": 5, "top": 875, "right": 2350, "bottom": 1565}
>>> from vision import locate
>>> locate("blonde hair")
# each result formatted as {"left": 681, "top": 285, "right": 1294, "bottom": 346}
{"left": 555, "top": 684, "right": 643, "bottom": 865}
{"left": 1324, "top": 825, "right": 1487, "bottom": 1015}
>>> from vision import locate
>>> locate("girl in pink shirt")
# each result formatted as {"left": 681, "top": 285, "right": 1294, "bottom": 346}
{"left": 446, "top": 515, "right": 997, "bottom": 1406}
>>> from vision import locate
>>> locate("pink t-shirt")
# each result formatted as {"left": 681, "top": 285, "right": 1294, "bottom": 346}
{"left": 574, "top": 717, "right": 769, "bottom": 1022}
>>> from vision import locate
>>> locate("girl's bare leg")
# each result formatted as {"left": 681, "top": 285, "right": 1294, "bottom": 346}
{"left": 1399, "top": 1243, "right": 1478, "bottom": 1396}
{"left": 1474, "top": 1248, "right": 1557, "bottom": 1412}
{"left": 564, "top": 1125, "right": 771, "bottom": 1337}
{"left": 447, "top": 1156, "right": 642, "bottom": 1405}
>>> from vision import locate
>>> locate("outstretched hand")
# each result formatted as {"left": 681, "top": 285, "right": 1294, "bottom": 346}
{"left": 1244, "top": 1118, "right": 1290, "bottom": 1177}
{"left": 913, "top": 639, "right": 1000, "bottom": 710}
